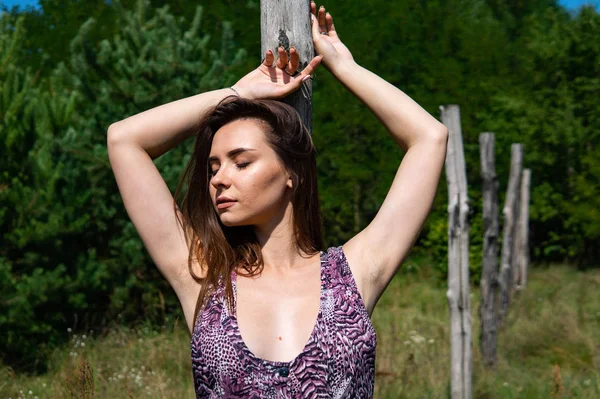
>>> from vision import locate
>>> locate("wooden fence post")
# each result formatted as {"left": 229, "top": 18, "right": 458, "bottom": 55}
{"left": 261, "top": 0, "right": 314, "bottom": 132}
{"left": 440, "top": 105, "right": 472, "bottom": 399}
{"left": 515, "top": 169, "right": 531, "bottom": 289}
{"left": 479, "top": 132, "right": 499, "bottom": 368}
{"left": 498, "top": 143, "right": 523, "bottom": 327}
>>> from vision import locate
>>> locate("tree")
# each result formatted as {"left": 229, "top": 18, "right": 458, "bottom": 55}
{"left": 1, "top": 0, "right": 245, "bottom": 373}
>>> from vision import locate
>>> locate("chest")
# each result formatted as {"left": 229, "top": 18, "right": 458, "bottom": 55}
{"left": 233, "top": 265, "right": 321, "bottom": 363}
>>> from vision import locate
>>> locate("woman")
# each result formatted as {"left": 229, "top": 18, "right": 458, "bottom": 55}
{"left": 107, "top": 2, "right": 448, "bottom": 397}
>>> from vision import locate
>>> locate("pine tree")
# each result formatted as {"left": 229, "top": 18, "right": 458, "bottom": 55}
{"left": 0, "top": 0, "right": 245, "bottom": 373}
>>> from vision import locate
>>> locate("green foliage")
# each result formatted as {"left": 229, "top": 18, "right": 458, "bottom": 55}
{"left": 1, "top": 0, "right": 599, "bottom": 375}
{"left": 474, "top": 5, "right": 600, "bottom": 263}
{"left": 0, "top": 0, "right": 244, "bottom": 373}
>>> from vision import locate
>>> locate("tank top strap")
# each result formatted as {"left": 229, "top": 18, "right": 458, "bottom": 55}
{"left": 322, "top": 245, "right": 350, "bottom": 290}
{"left": 322, "top": 245, "right": 370, "bottom": 313}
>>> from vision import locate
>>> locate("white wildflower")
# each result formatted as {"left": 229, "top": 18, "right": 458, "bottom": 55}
{"left": 411, "top": 335, "right": 425, "bottom": 344}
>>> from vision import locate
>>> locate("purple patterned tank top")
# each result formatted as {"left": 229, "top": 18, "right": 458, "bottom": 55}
{"left": 190, "top": 245, "right": 377, "bottom": 398}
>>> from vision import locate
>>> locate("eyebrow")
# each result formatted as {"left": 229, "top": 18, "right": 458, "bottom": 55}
{"left": 208, "top": 147, "right": 256, "bottom": 164}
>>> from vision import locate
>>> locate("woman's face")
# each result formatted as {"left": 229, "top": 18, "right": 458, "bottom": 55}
{"left": 208, "top": 118, "right": 292, "bottom": 227}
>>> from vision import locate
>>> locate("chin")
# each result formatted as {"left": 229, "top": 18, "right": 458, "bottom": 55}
{"left": 219, "top": 215, "right": 248, "bottom": 228}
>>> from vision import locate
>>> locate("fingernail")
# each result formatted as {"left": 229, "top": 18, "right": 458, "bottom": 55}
{"left": 302, "top": 75, "right": 312, "bottom": 82}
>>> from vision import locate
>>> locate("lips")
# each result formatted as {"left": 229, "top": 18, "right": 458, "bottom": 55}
{"left": 216, "top": 196, "right": 235, "bottom": 204}
{"left": 217, "top": 201, "right": 236, "bottom": 210}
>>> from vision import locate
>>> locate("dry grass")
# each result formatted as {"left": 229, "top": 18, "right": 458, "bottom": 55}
{"left": 372, "top": 263, "right": 600, "bottom": 398}
{"left": 1, "top": 264, "right": 599, "bottom": 398}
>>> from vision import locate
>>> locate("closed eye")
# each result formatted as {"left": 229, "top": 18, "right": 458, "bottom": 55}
{"left": 209, "top": 162, "right": 251, "bottom": 178}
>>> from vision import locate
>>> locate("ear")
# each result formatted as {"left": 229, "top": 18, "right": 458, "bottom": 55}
{"left": 287, "top": 174, "right": 293, "bottom": 189}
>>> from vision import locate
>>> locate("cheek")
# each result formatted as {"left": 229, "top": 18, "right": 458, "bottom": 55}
{"left": 241, "top": 169, "right": 287, "bottom": 205}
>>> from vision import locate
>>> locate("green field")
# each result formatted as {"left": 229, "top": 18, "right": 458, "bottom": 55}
{"left": 2, "top": 264, "right": 599, "bottom": 399}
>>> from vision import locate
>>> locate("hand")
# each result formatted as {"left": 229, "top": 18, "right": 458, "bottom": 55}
{"left": 232, "top": 47, "right": 323, "bottom": 100}
{"left": 310, "top": 2, "right": 355, "bottom": 73}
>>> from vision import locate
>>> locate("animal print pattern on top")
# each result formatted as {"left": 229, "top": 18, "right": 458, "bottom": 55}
{"left": 190, "top": 246, "right": 377, "bottom": 398}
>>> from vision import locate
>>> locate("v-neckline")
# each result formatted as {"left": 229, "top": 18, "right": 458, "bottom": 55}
{"left": 229, "top": 250, "right": 325, "bottom": 367}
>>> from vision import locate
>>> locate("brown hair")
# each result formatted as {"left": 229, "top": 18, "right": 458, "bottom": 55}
{"left": 173, "top": 95, "right": 324, "bottom": 328}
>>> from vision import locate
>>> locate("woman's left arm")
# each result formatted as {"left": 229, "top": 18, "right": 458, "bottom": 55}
{"left": 340, "top": 60, "right": 449, "bottom": 311}
{"left": 310, "top": 3, "right": 448, "bottom": 312}
{"left": 342, "top": 61, "right": 448, "bottom": 311}
{"left": 331, "top": 61, "right": 448, "bottom": 150}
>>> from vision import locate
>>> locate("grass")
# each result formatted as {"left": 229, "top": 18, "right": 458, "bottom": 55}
{"left": 1, "top": 263, "right": 599, "bottom": 398}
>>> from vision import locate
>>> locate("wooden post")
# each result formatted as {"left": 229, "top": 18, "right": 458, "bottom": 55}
{"left": 511, "top": 155, "right": 523, "bottom": 288}
{"left": 498, "top": 144, "right": 523, "bottom": 327}
{"left": 515, "top": 169, "right": 531, "bottom": 289}
{"left": 260, "top": 0, "right": 314, "bottom": 132}
{"left": 440, "top": 105, "right": 472, "bottom": 399}
{"left": 479, "top": 132, "right": 499, "bottom": 368}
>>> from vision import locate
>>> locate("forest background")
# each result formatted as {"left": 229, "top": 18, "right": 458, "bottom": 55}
{"left": 1, "top": 0, "right": 599, "bottom": 376}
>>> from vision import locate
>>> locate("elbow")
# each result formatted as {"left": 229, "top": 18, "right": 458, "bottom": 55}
{"left": 107, "top": 121, "right": 122, "bottom": 136}
{"left": 420, "top": 125, "right": 448, "bottom": 146}
{"left": 434, "top": 124, "right": 449, "bottom": 141}
{"left": 107, "top": 122, "right": 125, "bottom": 146}
{"left": 429, "top": 125, "right": 448, "bottom": 146}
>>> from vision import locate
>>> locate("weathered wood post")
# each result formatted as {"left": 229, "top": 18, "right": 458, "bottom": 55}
{"left": 440, "top": 105, "right": 472, "bottom": 399}
{"left": 479, "top": 132, "right": 499, "bottom": 368}
{"left": 261, "top": 0, "right": 314, "bottom": 132}
{"left": 498, "top": 143, "right": 523, "bottom": 327}
{"left": 515, "top": 169, "right": 531, "bottom": 289}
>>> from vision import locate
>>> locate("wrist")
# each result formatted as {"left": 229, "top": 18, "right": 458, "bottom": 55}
{"left": 230, "top": 85, "right": 252, "bottom": 100}
{"left": 329, "top": 60, "right": 360, "bottom": 80}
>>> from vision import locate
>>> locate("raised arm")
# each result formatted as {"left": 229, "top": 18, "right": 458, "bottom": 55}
{"left": 107, "top": 51, "right": 323, "bottom": 333}
{"left": 310, "top": 2, "right": 448, "bottom": 315}
{"left": 107, "top": 88, "right": 240, "bottom": 332}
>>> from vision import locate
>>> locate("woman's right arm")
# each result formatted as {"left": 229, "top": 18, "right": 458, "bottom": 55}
{"left": 107, "top": 47, "right": 322, "bottom": 332}
{"left": 107, "top": 88, "right": 239, "bottom": 330}
{"left": 108, "top": 88, "right": 237, "bottom": 160}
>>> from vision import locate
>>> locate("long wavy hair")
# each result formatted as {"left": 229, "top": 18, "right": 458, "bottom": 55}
{"left": 173, "top": 94, "right": 324, "bottom": 328}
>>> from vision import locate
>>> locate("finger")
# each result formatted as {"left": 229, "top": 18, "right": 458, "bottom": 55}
{"left": 318, "top": 5, "right": 327, "bottom": 33}
{"left": 276, "top": 46, "right": 288, "bottom": 69}
{"left": 310, "top": 1, "right": 317, "bottom": 18}
{"left": 263, "top": 50, "right": 275, "bottom": 67}
{"left": 310, "top": 12, "right": 322, "bottom": 39}
{"left": 299, "top": 54, "right": 323, "bottom": 77}
{"left": 289, "top": 47, "right": 300, "bottom": 74}
{"left": 326, "top": 12, "right": 337, "bottom": 35}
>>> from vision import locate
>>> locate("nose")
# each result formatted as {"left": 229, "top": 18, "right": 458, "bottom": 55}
{"left": 210, "top": 165, "right": 232, "bottom": 189}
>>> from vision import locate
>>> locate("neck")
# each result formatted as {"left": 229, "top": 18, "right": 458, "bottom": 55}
{"left": 252, "top": 200, "right": 317, "bottom": 273}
